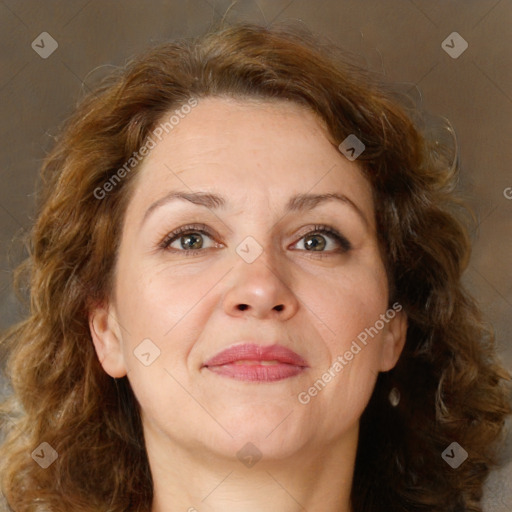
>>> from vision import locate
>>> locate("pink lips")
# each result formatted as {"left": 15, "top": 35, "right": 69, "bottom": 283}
{"left": 203, "top": 343, "right": 308, "bottom": 382}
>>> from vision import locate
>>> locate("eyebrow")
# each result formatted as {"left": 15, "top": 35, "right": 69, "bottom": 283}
{"left": 140, "top": 190, "right": 369, "bottom": 229}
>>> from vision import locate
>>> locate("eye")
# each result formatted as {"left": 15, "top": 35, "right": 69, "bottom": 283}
{"left": 159, "top": 223, "right": 351, "bottom": 257}
{"left": 292, "top": 225, "right": 352, "bottom": 254}
{"left": 159, "top": 224, "right": 219, "bottom": 255}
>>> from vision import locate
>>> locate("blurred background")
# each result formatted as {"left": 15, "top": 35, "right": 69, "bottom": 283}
{"left": 0, "top": 1, "right": 511, "bottom": 510}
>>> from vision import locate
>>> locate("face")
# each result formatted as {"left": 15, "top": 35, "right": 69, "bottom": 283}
{"left": 90, "top": 97, "right": 406, "bottom": 464}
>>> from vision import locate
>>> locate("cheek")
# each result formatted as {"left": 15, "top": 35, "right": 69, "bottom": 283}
{"left": 116, "top": 259, "right": 199, "bottom": 331}
{"left": 112, "top": 263, "right": 208, "bottom": 420}
{"left": 296, "top": 260, "right": 389, "bottom": 420}
{"left": 114, "top": 260, "right": 219, "bottom": 371}
{"left": 299, "top": 258, "right": 389, "bottom": 346}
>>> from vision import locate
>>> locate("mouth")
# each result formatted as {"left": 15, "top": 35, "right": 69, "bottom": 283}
{"left": 202, "top": 343, "right": 309, "bottom": 382}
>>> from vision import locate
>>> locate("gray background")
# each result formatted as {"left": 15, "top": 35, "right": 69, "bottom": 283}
{"left": 0, "top": 1, "right": 511, "bottom": 510}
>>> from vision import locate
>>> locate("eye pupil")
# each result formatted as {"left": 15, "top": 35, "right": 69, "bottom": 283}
{"left": 304, "top": 234, "right": 326, "bottom": 251}
{"left": 181, "top": 233, "right": 203, "bottom": 250}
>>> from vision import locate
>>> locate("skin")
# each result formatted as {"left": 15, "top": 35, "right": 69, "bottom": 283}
{"left": 89, "top": 97, "right": 407, "bottom": 512}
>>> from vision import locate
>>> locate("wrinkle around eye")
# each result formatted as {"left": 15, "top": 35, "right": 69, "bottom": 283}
{"left": 154, "top": 223, "right": 354, "bottom": 261}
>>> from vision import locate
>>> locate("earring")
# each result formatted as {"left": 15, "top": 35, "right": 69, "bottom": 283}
{"left": 388, "top": 387, "right": 401, "bottom": 407}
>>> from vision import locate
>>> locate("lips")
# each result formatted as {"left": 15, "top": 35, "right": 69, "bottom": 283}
{"left": 203, "top": 343, "right": 308, "bottom": 382}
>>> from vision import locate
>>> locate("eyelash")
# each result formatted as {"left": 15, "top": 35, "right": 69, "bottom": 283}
{"left": 159, "top": 223, "right": 352, "bottom": 257}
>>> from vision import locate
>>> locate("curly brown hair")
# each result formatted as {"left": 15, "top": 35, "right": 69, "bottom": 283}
{"left": 0, "top": 20, "right": 510, "bottom": 512}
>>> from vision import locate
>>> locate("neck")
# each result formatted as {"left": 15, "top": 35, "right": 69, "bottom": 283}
{"left": 148, "top": 427, "right": 357, "bottom": 512}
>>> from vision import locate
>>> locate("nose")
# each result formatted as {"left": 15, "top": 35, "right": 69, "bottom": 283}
{"left": 222, "top": 249, "right": 299, "bottom": 320}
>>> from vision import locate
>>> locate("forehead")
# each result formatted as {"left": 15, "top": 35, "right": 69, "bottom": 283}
{"left": 143, "top": 96, "right": 335, "bottom": 165}
{"left": 128, "top": 96, "right": 374, "bottom": 222}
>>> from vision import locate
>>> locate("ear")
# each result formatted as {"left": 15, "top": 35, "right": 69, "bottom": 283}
{"left": 89, "top": 302, "right": 127, "bottom": 378}
{"left": 379, "top": 304, "right": 408, "bottom": 372}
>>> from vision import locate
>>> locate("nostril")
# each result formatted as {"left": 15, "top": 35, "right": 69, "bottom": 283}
{"left": 236, "top": 304, "right": 284, "bottom": 312}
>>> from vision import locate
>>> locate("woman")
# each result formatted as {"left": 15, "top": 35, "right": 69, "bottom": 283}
{"left": 0, "top": 21, "right": 510, "bottom": 512}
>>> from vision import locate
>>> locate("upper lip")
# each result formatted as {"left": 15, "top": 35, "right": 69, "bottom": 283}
{"left": 203, "top": 343, "right": 309, "bottom": 367}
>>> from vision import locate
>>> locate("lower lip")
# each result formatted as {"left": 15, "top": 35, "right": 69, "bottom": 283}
{"left": 206, "top": 363, "right": 306, "bottom": 382}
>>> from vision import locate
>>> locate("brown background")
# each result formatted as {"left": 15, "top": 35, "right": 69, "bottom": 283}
{"left": 0, "top": 1, "right": 511, "bottom": 509}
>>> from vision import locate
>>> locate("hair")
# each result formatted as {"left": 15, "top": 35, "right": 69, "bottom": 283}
{"left": 0, "top": 20, "right": 510, "bottom": 512}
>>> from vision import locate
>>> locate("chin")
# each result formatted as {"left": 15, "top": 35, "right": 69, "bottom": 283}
{"left": 205, "top": 405, "right": 313, "bottom": 460}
